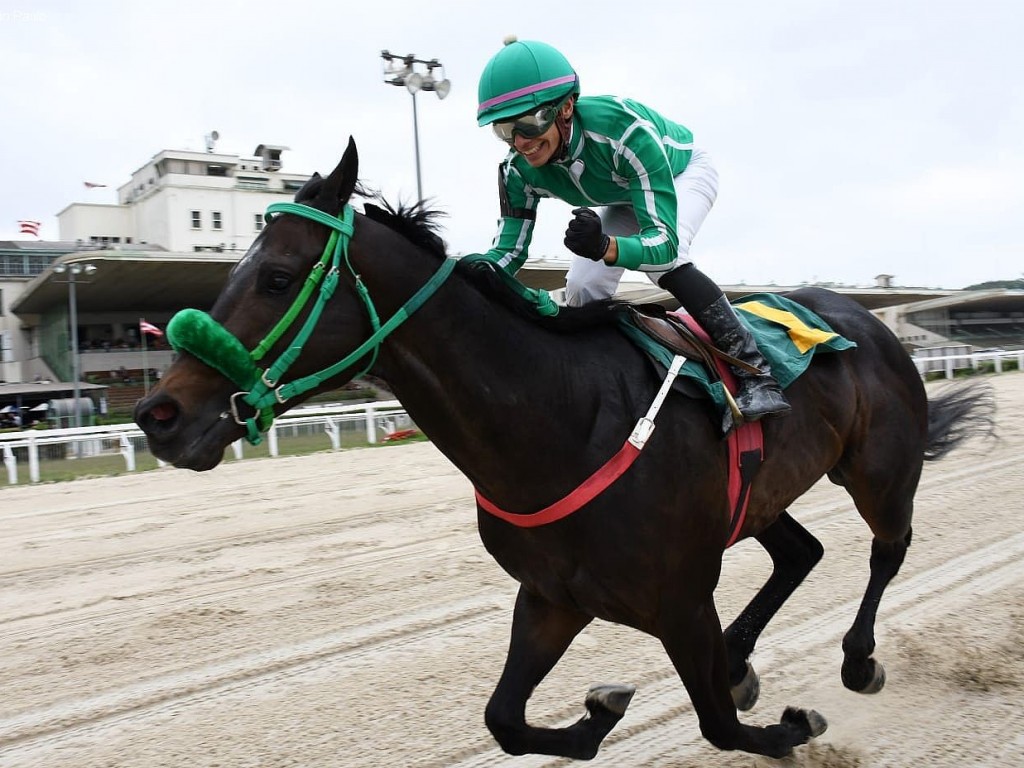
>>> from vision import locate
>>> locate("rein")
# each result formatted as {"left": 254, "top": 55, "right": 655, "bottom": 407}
{"left": 166, "top": 201, "right": 456, "bottom": 445}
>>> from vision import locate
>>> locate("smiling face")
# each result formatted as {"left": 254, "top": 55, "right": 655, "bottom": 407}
{"left": 507, "top": 99, "right": 574, "bottom": 167}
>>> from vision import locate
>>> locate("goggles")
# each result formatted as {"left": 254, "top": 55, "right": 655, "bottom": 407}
{"left": 491, "top": 98, "right": 567, "bottom": 143}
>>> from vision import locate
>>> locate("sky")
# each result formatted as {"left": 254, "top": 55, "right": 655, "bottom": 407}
{"left": 1, "top": 0, "right": 1021, "bottom": 290}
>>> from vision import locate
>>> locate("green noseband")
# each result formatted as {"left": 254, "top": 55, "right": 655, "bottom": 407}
{"left": 166, "top": 201, "right": 456, "bottom": 445}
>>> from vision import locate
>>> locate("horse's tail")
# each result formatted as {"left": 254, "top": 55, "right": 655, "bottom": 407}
{"left": 924, "top": 380, "right": 997, "bottom": 461}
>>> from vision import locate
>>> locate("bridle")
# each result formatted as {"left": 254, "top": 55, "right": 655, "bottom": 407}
{"left": 165, "top": 201, "right": 456, "bottom": 445}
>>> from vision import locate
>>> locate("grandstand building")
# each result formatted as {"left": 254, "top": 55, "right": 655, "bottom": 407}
{"left": 2, "top": 141, "right": 1022, "bottom": 413}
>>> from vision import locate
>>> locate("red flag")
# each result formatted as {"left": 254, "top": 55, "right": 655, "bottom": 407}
{"left": 83, "top": 181, "right": 107, "bottom": 189}
{"left": 18, "top": 220, "right": 41, "bottom": 237}
{"left": 139, "top": 319, "right": 164, "bottom": 337}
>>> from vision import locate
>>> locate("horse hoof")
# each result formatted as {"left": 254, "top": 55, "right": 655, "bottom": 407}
{"left": 842, "top": 657, "right": 887, "bottom": 694}
{"left": 781, "top": 706, "right": 828, "bottom": 740}
{"left": 586, "top": 684, "right": 637, "bottom": 717}
{"left": 860, "top": 659, "right": 887, "bottom": 694}
{"left": 805, "top": 709, "right": 828, "bottom": 738}
{"left": 730, "top": 661, "right": 761, "bottom": 711}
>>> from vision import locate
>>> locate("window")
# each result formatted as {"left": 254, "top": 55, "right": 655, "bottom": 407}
{"left": 191, "top": 210, "right": 201, "bottom": 229}
{"left": 207, "top": 164, "right": 228, "bottom": 177}
{"left": 0, "top": 288, "right": 4, "bottom": 315}
{"left": 0, "top": 331, "right": 9, "bottom": 363}
{"left": 212, "top": 211, "right": 223, "bottom": 230}
{"left": 254, "top": 213, "right": 264, "bottom": 232}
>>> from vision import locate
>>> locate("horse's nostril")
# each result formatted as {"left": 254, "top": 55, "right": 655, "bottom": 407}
{"left": 150, "top": 402, "right": 178, "bottom": 422}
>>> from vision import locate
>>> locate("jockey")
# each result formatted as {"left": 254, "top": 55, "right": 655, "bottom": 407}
{"left": 473, "top": 37, "right": 790, "bottom": 424}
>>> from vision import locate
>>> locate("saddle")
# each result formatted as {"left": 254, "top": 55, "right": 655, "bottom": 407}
{"left": 628, "top": 304, "right": 760, "bottom": 376}
{"left": 627, "top": 304, "right": 758, "bottom": 425}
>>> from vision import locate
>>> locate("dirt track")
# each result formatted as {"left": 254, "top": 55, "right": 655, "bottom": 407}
{"left": 1, "top": 375, "right": 1021, "bottom": 768}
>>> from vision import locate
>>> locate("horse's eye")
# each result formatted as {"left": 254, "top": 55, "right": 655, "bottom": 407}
{"left": 264, "top": 270, "right": 293, "bottom": 295}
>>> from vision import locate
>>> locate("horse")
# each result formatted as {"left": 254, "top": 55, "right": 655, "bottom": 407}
{"left": 134, "top": 138, "right": 994, "bottom": 760}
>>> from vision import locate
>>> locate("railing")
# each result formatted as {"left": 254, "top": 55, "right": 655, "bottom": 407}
{"left": 912, "top": 349, "right": 1023, "bottom": 379}
{"left": 5, "top": 349, "right": 1017, "bottom": 486}
{"left": 0, "top": 400, "right": 410, "bottom": 485}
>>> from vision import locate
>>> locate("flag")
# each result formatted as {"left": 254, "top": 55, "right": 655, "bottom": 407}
{"left": 18, "top": 220, "right": 41, "bottom": 237}
{"left": 140, "top": 319, "right": 164, "bottom": 337}
{"left": 83, "top": 181, "right": 107, "bottom": 189}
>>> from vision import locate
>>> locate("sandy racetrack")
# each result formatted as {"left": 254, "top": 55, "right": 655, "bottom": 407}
{"left": 1, "top": 375, "right": 1021, "bottom": 767}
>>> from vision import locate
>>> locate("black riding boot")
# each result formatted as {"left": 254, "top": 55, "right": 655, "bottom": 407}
{"left": 695, "top": 295, "right": 791, "bottom": 423}
{"left": 658, "top": 265, "right": 790, "bottom": 428}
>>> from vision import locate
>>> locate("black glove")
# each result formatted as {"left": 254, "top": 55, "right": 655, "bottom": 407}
{"left": 564, "top": 207, "right": 610, "bottom": 261}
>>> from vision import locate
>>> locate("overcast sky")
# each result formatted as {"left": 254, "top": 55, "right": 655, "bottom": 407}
{"left": 1, "top": 0, "right": 1021, "bottom": 289}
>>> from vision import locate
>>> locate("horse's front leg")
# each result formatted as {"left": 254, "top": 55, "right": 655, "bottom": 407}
{"left": 485, "top": 586, "right": 635, "bottom": 760}
{"left": 659, "top": 590, "right": 827, "bottom": 759}
{"left": 723, "top": 511, "right": 824, "bottom": 710}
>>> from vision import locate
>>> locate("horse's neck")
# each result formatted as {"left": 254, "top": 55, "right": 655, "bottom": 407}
{"left": 371, "top": 270, "right": 621, "bottom": 494}
{"left": 379, "top": 276, "right": 574, "bottom": 423}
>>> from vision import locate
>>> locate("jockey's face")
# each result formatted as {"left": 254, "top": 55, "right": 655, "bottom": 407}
{"left": 508, "top": 99, "right": 573, "bottom": 168}
{"left": 512, "top": 121, "right": 559, "bottom": 167}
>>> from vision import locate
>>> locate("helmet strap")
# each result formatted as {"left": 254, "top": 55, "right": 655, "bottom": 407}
{"left": 551, "top": 96, "right": 576, "bottom": 163}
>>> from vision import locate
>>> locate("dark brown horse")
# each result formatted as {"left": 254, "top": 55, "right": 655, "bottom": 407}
{"left": 134, "top": 139, "right": 993, "bottom": 760}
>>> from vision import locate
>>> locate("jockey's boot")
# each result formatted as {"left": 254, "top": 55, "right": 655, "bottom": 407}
{"left": 695, "top": 295, "right": 792, "bottom": 424}
{"left": 657, "top": 265, "right": 790, "bottom": 427}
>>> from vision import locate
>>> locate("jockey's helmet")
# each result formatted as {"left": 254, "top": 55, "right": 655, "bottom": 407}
{"left": 477, "top": 38, "right": 580, "bottom": 127}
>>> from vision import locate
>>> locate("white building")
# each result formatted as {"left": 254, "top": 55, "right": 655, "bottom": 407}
{"left": 57, "top": 143, "right": 308, "bottom": 253}
{"left": 2, "top": 142, "right": 311, "bottom": 392}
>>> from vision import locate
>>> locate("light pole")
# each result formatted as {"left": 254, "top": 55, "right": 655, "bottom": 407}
{"left": 381, "top": 51, "right": 451, "bottom": 202}
{"left": 52, "top": 262, "right": 96, "bottom": 428}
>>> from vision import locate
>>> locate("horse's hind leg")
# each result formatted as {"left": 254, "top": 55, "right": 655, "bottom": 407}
{"left": 723, "top": 511, "right": 824, "bottom": 710}
{"left": 841, "top": 526, "right": 912, "bottom": 693}
{"left": 484, "top": 586, "right": 635, "bottom": 760}
{"left": 659, "top": 588, "right": 827, "bottom": 758}
{"left": 836, "top": 449, "right": 918, "bottom": 694}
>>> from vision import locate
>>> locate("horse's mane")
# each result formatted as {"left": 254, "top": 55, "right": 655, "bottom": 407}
{"left": 359, "top": 194, "right": 629, "bottom": 333}
{"left": 361, "top": 197, "right": 448, "bottom": 258}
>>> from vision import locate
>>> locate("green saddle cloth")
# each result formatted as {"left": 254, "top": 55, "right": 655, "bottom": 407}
{"left": 618, "top": 293, "right": 857, "bottom": 412}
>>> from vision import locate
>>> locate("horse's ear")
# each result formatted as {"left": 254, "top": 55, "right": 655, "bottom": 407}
{"left": 319, "top": 137, "right": 359, "bottom": 211}
{"left": 294, "top": 171, "right": 323, "bottom": 203}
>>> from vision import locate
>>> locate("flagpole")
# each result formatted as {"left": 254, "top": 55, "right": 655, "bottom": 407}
{"left": 141, "top": 319, "right": 150, "bottom": 393}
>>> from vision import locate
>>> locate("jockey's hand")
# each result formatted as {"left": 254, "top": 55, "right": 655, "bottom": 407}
{"left": 564, "top": 207, "right": 610, "bottom": 261}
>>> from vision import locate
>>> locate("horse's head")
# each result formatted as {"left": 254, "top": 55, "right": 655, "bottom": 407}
{"left": 135, "top": 138, "right": 411, "bottom": 470}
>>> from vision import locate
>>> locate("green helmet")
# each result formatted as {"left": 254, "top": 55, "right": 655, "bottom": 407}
{"left": 477, "top": 38, "right": 580, "bottom": 126}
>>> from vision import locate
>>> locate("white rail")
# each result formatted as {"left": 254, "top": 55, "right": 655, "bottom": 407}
{"left": 912, "top": 349, "right": 1023, "bottom": 379}
{"left": 4, "top": 350, "right": 1019, "bottom": 486}
{"left": 0, "top": 400, "right": 408, "bottom": 485}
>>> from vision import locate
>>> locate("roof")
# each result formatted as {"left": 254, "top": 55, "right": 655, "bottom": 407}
{"left": 0, "top": 240, "right": 94, "bottom": 252}
{"left": 9, "top": 248, "right": 1024, "bottom": 327}
{"left": 513, "top": 262, "right": 962, "bottom": 308}
{"left": 895, "top": 289, "right": 1024, "bottom": 315}
{"left": 12, "top": 250, "right": 238, "bottom": 315}
{"left": 0, "top": 381, "right": 107, "bottom": 407}
{"left": 0, "top": 382, "right": 107, "bottom": 397}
